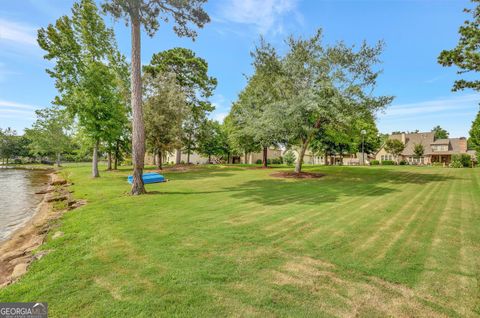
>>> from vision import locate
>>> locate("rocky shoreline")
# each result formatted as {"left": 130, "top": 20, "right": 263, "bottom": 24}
{"left": 0, "top": 172, "right": 85, "bottom": 287}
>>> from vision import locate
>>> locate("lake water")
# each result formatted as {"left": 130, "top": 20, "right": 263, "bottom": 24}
{"left": 0, "top": 168, "right": 50, "bottom": 242}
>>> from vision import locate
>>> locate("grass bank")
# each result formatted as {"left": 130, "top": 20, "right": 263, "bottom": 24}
{"left": 0, "top": 164, "right": 479, "bottom": 317}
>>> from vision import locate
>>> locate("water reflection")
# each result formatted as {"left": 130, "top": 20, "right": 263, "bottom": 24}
{"left": 0, "top": 169, "right": 50, "bottom": 241}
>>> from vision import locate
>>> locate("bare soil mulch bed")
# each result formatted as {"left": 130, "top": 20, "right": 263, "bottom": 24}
{"left": 270, "top": 171, "right": 326, "bottom": 179}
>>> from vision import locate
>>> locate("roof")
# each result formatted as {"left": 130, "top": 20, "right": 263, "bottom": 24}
{"left": 431, "top": 139, "right": 449, "bottom": 145}
{"left": 379, "top": 132, "right": 468, "bottom": 156}
{"left": 400, "top": 132, "right": 435, "bottom": 156}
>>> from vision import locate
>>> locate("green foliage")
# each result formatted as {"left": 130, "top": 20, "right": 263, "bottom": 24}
{"left": 271, "top": 157, "right": 283, "bottom": 164}
{"left": 144, "top": 72, "right": 187, "bottom": 161}
{"left": 258, "top": 30, "right": 392, "bottom": 172}
{"left": 451, "top": 153, "right": 471, "bottom": 168}
{"left": 399, "top": 160, "right": 408, "bottom": 166}
{"left": 24, "top": 107, "right": 73, "bottom": 165}
{"left": 469, "top": 110, "right": 480, "bottom": 153}
{"left": 102, "top": 0, "right": 210, "bottom": 39}
{"left": 0, "top": 128, "right": 28, "bottom": 163}
{"left": 413, "top": 143, "right": 425, "bottom": 159}
{"left": 196, "top": 120, "right": 228, "bottom": 162}
{"left": 431, "top": 125, "right": 449, "bottom": 139}
{"left": 38, "top": 0, "right": 129, "bottom": 175}
{"left": 283, "top": 151, "right": 296, "bottom": 166}
{"left": 381, "top": 160, "right": 395, "bottom": 165}
{"left": 255, "top": 159, "right": 262, "bottom": 165}
{"left": 384, "top": 139, "right": 405, "bottom": 159}
{"left": 144, "top": 48, "right": 217, "bottom": 159}
{"left": 438, "top": 1, "right": 480, "bottom": 92}
{"left": 370, "top": 160, "right": 380, "bottom": 165}
{"left": 449, "top": 161, "right": 464, "bottom": 168}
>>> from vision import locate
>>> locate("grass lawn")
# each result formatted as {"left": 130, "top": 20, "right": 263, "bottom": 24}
{"left": 0, "top": 164, "right": 479, "bottom": 317}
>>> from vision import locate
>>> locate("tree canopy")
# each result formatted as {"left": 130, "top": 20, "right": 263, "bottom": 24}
{"left": 431, "top": 125, "right": 449, "bottom": 139}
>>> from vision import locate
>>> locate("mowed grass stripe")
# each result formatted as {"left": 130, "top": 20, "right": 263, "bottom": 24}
{"left": 263, "top": 171, "right": 422, "bottom": 245}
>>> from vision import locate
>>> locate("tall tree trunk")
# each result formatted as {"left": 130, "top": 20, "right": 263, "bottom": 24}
{"left": 295, "top": 140, "right": 309, "bottom": 173}
{"left": 130, "top": 16, "right": 146, "bottom": 194}
{"left": 156, "top": 150, "right": 162, "bottom": 170}
{"left": 262, "top": 146, "right": 268, "bottom": 168}
{"left": 56, "top": 152, "right": 61, "bottom": 167}
{"left": 187, "top": 149, "right": 191, "bottom": 164}
{"left": 176, "top": 148, "right": 181, "bottom": 164}
{"left": 92, "top": 140, "right": 100, "bottom": 178}
{"left": 114, "top": 140, "right": 119, "bottom": 170}
{"left": 244, "top": 151, "right": 248, "bottom": 164}
{"left": 107, "top": 151, "right": 112, "bottom": 170}
{"left": 208, "top": 154, "right": 211, "bottom": 164}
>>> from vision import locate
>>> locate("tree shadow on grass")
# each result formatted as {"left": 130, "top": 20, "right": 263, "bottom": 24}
{"left": 221, "top": 168, "right": 456, "bottom": 207}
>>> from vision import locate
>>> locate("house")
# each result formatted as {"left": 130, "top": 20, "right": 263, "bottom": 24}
{"left": 375, "top": 132, "right": 469, "bottom": 164}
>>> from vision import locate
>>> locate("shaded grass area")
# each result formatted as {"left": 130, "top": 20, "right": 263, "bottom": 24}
{"left": 1, "top": 164, "right": 479, "bottom": 317}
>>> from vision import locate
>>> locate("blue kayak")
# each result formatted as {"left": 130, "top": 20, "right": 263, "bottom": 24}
{"left": 127, "top": 172, "right": 165, "bottom": 184}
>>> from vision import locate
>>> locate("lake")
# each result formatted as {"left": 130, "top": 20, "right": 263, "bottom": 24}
{"left": 0, "top": 168, "right": 50, "bottom": 242}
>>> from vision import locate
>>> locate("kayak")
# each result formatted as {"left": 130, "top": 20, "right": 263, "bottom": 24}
{"left": 127, "top": 172, "right": 165, "bottom": 184}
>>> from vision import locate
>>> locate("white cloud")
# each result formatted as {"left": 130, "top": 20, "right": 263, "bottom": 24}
{"left": 0, "top": 100, "right": 38, "bottom": 110}
{"left": 379, "top": 94, "right": 480, "bottom": 118}
{"left": 212, "top": 112, "right": 228, "bottom": 123}
{"left": 0, "top": 18, "right": 38, "bottom": 46}
{"left": 218, "top": 0, "right": 300, "bottom": 35}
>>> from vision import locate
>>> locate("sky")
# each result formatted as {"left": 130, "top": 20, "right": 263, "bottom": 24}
{"left": 0, "top": 0, "right": 479, "bottom": 137}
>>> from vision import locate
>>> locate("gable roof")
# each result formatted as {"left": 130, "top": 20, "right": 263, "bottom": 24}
{"left": 400, "top": 132, "right": 435, "bottom": 156}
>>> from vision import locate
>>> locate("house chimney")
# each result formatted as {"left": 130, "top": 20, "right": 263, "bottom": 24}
{"left": 401, "top": 133, "right": 406, "bottom": 144}
{"left": 459, "top": 137, "right": 467, "bottom": 152}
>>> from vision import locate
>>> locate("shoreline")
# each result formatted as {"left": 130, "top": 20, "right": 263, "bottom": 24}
{"left": 0, "top": 171, "right": 84, "bottom": 287}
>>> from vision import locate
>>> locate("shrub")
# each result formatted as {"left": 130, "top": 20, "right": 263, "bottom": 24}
{"left": 266, "top": 159, "right": 271, "bottom": 165}
{"left": 450, "top": 154, "right": 471, "bottom": 168}
{"left": 370, "top": 160, "right": 380, "bottom": 165}
{"left": 432, "top": 162, "right": 444, "bottom": 167}
{"left": 14, "top": 158, "right": 23, "bottom": 164}
{"left": 399, "top": 160, "right": 408, "bottom": 165}
{"left": 255, "top": 159, "right": 262, "bottom": 164}
{"left": 271, "top": 158, "right": 282, "bottom": 164}
{"left": 283, "top": 151, "right": 296, "bottom": 166}
{"left": 381, "top": 160, "right": 395, "bottom": 165}
{"left": 449, "top": 161, "right": 463, "bottom": 168}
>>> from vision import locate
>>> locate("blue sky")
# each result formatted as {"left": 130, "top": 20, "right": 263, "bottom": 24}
{"left": 0, "top": 0, "right": 478, "bottom": 137}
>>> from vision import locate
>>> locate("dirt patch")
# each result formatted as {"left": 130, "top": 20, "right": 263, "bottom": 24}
{"left": 0, "top": 172, "right": 86, "bottom": 287}
{"left": 270, "top": 172, "right": 325, "bottom": 179}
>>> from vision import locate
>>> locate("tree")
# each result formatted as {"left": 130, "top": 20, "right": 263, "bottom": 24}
{"left": 438, "top": 1, "right": 480, "bottom": 92}
{"left": 432, "top": 125, "right": 449, "bottom": 139}
{"left": 38, "top": 0, "right": 128, "bottom": 178}
{"left": 144, "top": 72, "right": 187, "bottom": 170}
{"left": 24, "top": 107, "right": 72, "bottom": 166}
{"left": 0, "top": 128, "right": 20, "bottom": 164}
{"left": 197, "top": 120, "right": 223, "bottom": 163}
{"left": 263, "top": 30, "right": 392, "bottom": 173}
{"left": 143, "top": 48, "right": 217, "bottom": 164}
{"left": 102, "top": 0, "right": 210, "bottom": 195}
{"left": 229, "top": 40, "right": 285, "bottom": 168}
{"left": 413, "top": 143, "right": 425, "bottom": 159}
{"left": 469, "top": 110, "right": 480, "bottom": 153}
{"left": 384, "top": 139, "right": 405, "bottom": 163}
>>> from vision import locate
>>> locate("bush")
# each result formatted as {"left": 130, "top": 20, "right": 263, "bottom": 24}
{"left": 14, "top": 158, "right": 23, "bottom": 164}
{"left": 452, "top": 154, "right": 471, "bottom": 168}
{"left": 399, "top": 160, "right": 408, "bottom": 165}
{"left": 381, "top": 160, "right": 395, "bottom": 165}
{"left": 432, "top": 162, "right": 444, "bottom": 167}
{"left": 449, "top": 161, "right": 463, "bottom": 168}
{"left": 370, "top": 160, "right": 380, "bottom": 165}
{"left": 283, "top": 151, "right": 296, "bottom": 166}
{"left": 271, "top": 158, "right": 282, "bottom": 164}
{"left": 255, "top": 159, "right": 262, "bottom": 164}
